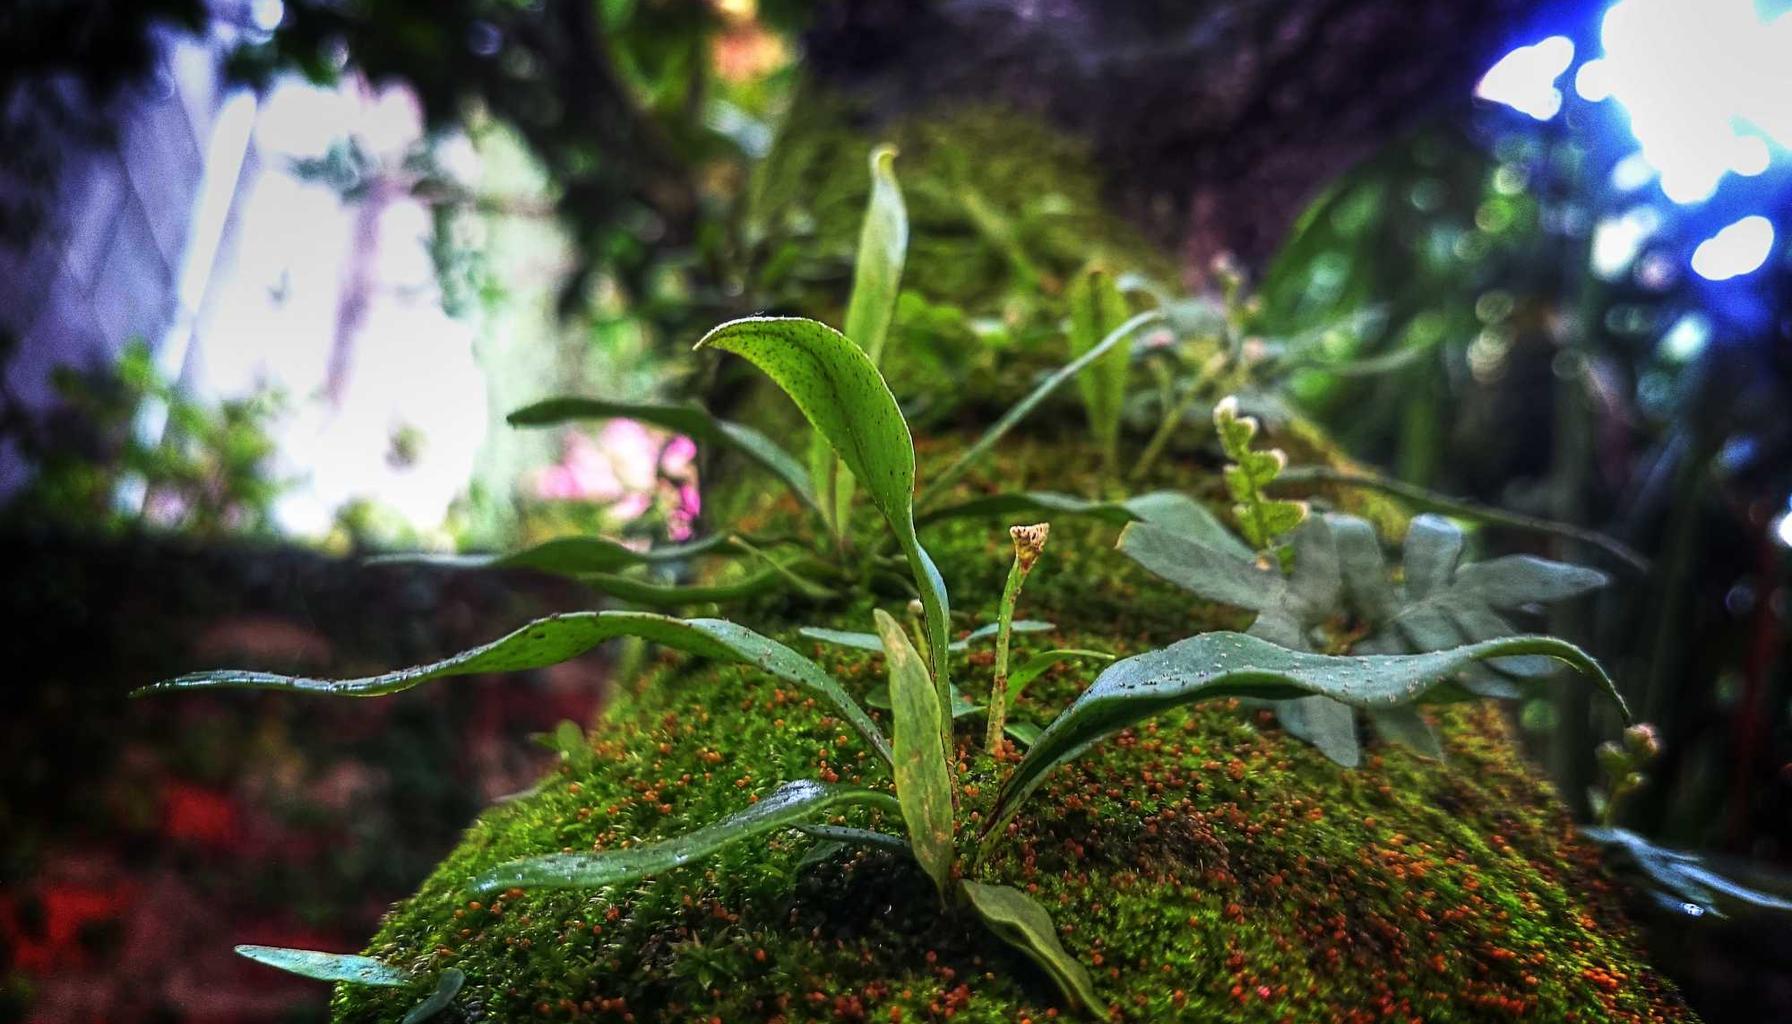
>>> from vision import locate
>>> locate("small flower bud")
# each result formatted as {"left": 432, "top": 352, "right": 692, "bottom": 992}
{"left": 906, "top": 598, "right": 925, "bottom": 619}
{"left": 1009, "top": 523, "right": 1050, "bottom": 573}
{"left": 1622, "top": 723, "right": 1661, "bottom": 761}
{"left": 1595, "top": 741, "right": 1628, "bottom": 779}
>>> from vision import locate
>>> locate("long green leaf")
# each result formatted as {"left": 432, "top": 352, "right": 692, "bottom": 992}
{"left": 697, "top": 317, "right": 954, "bottom": 742}
{"left": 234, "top": 945, "right": 410, "bottom": 986}
{"left": 826, "top": 145, "right": 910, "bottom": 528}
{"left": 1066, "top": 266, "right": 1132, "bottom": 473}
{"left": 922, "top": 491, "right": 1247, "bottom": 557}
{"left": 138, "top": 611, "right": 891, "bottom": 765}
{"left": 875, "top": 610, "right": 954, "bottom": 898}
{"left": 401, "top": 969, "right": 465, "bottom": 1024}
{"left": 927, "top": 309, "right": 1165, "bottom": 497}
{"left": 987, "top": 632, "right": 1624, "bottom": 837}
{"left": 469, "top": 780, "right": 900, "bottom": 894}
{"left": 367, "top": 534, "right": 732, "bottom": 576}
{"left": 800, "top": 620, "right": 1054, "bottom": 656}
{"left": 959, "top": 880, "right": 1101, "bottom": 1014}
{"left": 507, "top": 397, "right": 820, "bottom": 520}
{"left": 1006, "top": 649, "right": 1115, "bottom": 701}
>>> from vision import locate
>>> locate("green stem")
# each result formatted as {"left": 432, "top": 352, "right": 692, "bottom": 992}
{"left": 985, "top": 556, "right": 1026, "bottom": 752}
{"left": 1131, "top": 352, "right": 1227, "bottom": 483}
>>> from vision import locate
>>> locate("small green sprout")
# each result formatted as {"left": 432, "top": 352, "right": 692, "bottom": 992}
{"left": 986, "top": 522, "right": 1049, "bottom": 752}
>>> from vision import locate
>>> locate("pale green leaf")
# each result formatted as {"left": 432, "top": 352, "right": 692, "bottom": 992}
{"left": 922, "top": 490, "right": 1249, "bottom": 557}
{"left": 987, "top": 631, "right": 1624, "bottom": 836}
{"left": 139, "top": 610, "right": 890, "bottom": 765}
{"left": 801, "top": 620, "right": 1053, "bottom": 655}
{"left": 1401, "top": 514, "right": 1464, "bottom": 599}
{"left": 470, "top": 780, "right": 900, "bottom": 894}
{"left": 507, "top": 397, "right": 819, "bottom": 520}
{"left": 401, "top": 969, "right": 465, "bottom": 1024}
{"left": 959, "top": 880, "right": 1101, "bottom": 1014}
{"left": 844, "top": 145, "right": 908, "bottom": 369}
{"left": 234, "top": 945, "right": 410, "bottom": 986}
{"left": 1116, "top": 522, "right": 1280, "bottom": 612}
{"left": 698, "top": 317, "right": 953, "bottom": 737}
{"left": 1368, "top": 706, "right": 1443, "bottom": 758}
{"left": 874, "top": 610, "right": 954, "bottom": 897}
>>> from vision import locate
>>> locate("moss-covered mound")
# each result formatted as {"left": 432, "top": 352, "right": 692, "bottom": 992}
{"left": 333, "top": 434, "right": 1689, "bottom": 1023}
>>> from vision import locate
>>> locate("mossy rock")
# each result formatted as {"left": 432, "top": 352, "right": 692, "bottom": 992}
{"left": 332, "top": 431, "right": 1689, "bottom": 1023}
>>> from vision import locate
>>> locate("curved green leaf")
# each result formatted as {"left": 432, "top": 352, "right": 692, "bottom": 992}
{"left": 814, "top": 144, "right": 910, "bottom": 531}
{"left": 987, "top": 632, "right": 1624, "bottom": 837}
{"left": 367, "top": 534, "right": 733, "bottom": 576}
{"left": 234, "top": 945, "right": 410, "bottom": 986}
{"left": 922, "top": 491, "right": 1246, "bottom": 554}
{"left": 401, "top": 969, "right": 465, "bottom": 1024}
{"left": 927, "top": 309, "right": 1165, "bottom": 496}
{"left": 800, "top": 620, "right": 1054, "bottom": 656}
{"left": 875, "top": 610, "right": 954, "bottom": 898}
{"left": 506, "top": 397, "right": 819, "bottom": 519}
{"left": 959, "top": 880, "right": 1100, "bottom": 1014}
{"left": 794, "top": 824, "right": 912, "bottom": 855}
{"left": 470, "top": 780, "right": 900, "bottom": 894}
{"left": 138, "top": 611, "right": 891, "bottom": 765}
{"left": 1006, "top": 649, "right": 1115, "bottom": 702}
{"left": 697, "top": 317, "right": 953, "bottom": 740}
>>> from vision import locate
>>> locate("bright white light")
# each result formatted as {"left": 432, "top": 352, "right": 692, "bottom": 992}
{"left": 1775, "top": 509, "right": 1792, "bottom": 549}
{"left": 250, "top": 0, "right": 285, "bottom": 32}
{"left": 1690, "top": 216, "right": 1775, "bottom": 281}
{"left": 1590, "top": 206, "right": 1661, "bottom": 279}
{"left": 1592, "top": 0, "right": 1792, "bottom": 204}
{"left": 1575, "top": 58, "right": 1612, "bottom": 102}
{"left": 1658, "top": 313, "right": 1710, "bottom": 362}
{"left": 1476, "top": 36, "right": 1575, "bottom": 120}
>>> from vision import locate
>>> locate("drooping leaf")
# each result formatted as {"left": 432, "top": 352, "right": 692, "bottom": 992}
{"left": 987, "top": 631, "right": 1623, "bottom": 836}
{"left": 794, "top": 824, "right": 912, "bottom": 856}
{"left": 1584, "top": 827, "right": 1792, "bottom": 919}
{"left": 875, "top": 610, "right": 954, "bottom": 898}
{"left": 576, "top": 567, "right": 791, "bottom": 608}
{"left": 470, "top": 780, "right": 900, "bottom": 894}
{"left": 234, "top": 945, "right": 410, "bottom": 986}
{"left": 139, "top": 611, "right": 891, "bottom": 765}
{"left": 814, "top": 144, "right": 910, "bottom": 531}
{"left": 922, "top": 491, "right": 1249, "bottom": 557}
{"left": 1066, "top": 265, "right": 1132, "bottom": 471}
{"left": 927, "top": 309, "right": 1165, "bottom": 496}
{"left": 401, "top": 969, "right": 465, "bottom": 1024}
{"left": 809, "top": 620, "right": 1056, "bottom": 655}
{"left": 1006, "top": 649, "right": 1115, "bottom": 702}
{"left": 959, "top": 880, "right": 1101, "bottom": 1013}
{"left": 368, "top": 533, "right": 734, "bottom": 577}
{"left": 698, "top": 317, "right": 953, "bottom": 739}
{"left": 507, "top": 397, "right": 820, "bottom": 519}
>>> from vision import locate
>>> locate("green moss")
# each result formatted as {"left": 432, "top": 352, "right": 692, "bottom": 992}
{"left": 332, "top": 431, "right": 1688, "bottom": 1023}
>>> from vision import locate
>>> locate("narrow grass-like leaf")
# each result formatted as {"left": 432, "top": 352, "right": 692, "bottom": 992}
{"left": 800, "top": 621, "right": 1053, "bottom": 656}
{"left": 401, "top": 969, "right": 465, "bottom": 1024}
{"left": 507, "top": 397, "right": 820, "bottom": 520}
{"left": 794, "top": 824, "right": 912, "bottom": 855}
{"left": 1066, "top": 266, "right": 1131, "bottom": 474}
{"left": 1583, "top": 826, "right": 1792, "bottom": 918}
{"left": 139, "top": 611, "right": 890, "bottom": 765}
{"left": 1006, "top": 649, "right": 1115, "bottom": 702}
{"left": 234, "top": 945, "right": 411, "bottom": 986}
{"left": 471, "top": 780, "right": 899, "bottom": 894}
{"left": 987, "top": 632, "right": 1624, "bottom": 836}
{"left": 875, "top": 609, "right": 954, "bottom": 898}
{"left": 1117, "top": 522, "right": 1280, "bottom": 612}
{"left": 698, "top": 317, "right": 954, "bottom": 740}
{"left": 577, "top": 567, "right": 793, "bottom": 607}
{"left": 959, "top": 880, "right": 1101, "bottom": 1013}
{"left": 927, "top": 309, "right": 1164, "bottom": 497}
{"left": 367, "top": 534, "right": 732, "bottom": 576}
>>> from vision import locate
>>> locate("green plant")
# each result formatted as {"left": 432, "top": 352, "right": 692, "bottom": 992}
{"left": 139, "top": 149, "right": 1634, "bottom": 1020}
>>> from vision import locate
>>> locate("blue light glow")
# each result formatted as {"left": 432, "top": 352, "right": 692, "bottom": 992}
{"left": 1690, "top": 216, "right": 1776, "bottom": 281}
{"left": 1591, "top": 0, "right": 1792, "bottom": 204}
{"left": 1475, "top": 36, "right": 1575, "bottom": 120}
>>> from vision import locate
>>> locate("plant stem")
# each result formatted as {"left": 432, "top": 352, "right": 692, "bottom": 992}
{"left": 987, "top": 524, "right": 1049, "bottom": 752}
{"left": 1131, "top": 352, "right": 1227, "bottom": 483}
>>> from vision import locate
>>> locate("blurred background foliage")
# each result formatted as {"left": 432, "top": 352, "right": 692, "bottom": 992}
{"left": 2, "top": 0, "right": 1791, "bottom": 1020}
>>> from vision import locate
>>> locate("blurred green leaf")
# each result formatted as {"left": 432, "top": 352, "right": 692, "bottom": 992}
{"left": 875, "top": 609, "right": 954, "bottom": 898}
{"left": 959, "top": 880, "right": 1100, "bottom": 1013}
{"left": 234, "top": 945, "right": 410, "bottom": 986}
